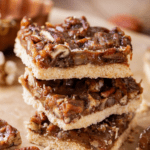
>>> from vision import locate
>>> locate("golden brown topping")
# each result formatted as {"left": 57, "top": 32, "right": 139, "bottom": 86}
{"left": 18, "top": 16, "right": 132, "bottom": 68}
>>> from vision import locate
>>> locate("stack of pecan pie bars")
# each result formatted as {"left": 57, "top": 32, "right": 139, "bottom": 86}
{"left": 15, "top": 16, "right": 143, "bottom": 150}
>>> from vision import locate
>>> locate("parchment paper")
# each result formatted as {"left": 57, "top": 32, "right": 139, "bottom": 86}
{"left": 0, "top": 8, "right": 150, "bottom": 149}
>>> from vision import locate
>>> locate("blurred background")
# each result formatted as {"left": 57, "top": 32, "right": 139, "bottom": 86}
{"left": 54, "top": 0, "right": 150, "bottom": 33}
{"left": 1, "top": 0, "right": 150, "bottom": 52}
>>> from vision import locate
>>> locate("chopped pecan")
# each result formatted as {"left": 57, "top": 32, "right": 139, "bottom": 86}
{"left": 47, "top": 124, "right": 59, "bottom": 134}
{"left": 99, "top": 98, "right": 107, "bottom": 111}
{"left": 101, "top": 88, "right": 115, "bottom": 98}
{"left": 64, "top": 16, "right": 89, "bottom": 37}
{"left": 61, "top": 100, "right": 84, "bottom": 117}
{"left": 30, "top": 112, "right": 48, "bottom": 125}
{"left": 114, "top": 89, "right": 122, "bottom": 101}
{"left": 45, "top": 96, "right": 56, "bottom": 109}
{"left": 40, "top": 30, "right": 54, "bottom": 42}
{"left": 106, "top": 97, "right": 116, "bottom": 107}
{"left": 52, "top": 44, "right": 70, "bottom": 59}
{"left": 90, "top": 140, "right": 99, "bottom": 148}
{"left": 21, "top": 17, "right": 32, "bottom": 29}
{"left": 53, "top": 107, "right": 63, "bottom": 118}
{"left": 35, "top": 42, "right": 44, "bottom": 50}
{"left": 128, "top": 91, "right": 138, "bottom": 99}
{"left": 87, "top": 79, "right": 104, "bottom": 92}
{"left": 45, "top": 22, "right": 55, "bottom": 28}
{"left": 31, "top": 35, "right": 41, "bottom": 43}
{"left": 64, "top": 117, "right": 71, "bottom": 124}
{"left": 88, "top": 94, "right": 100, "bottom": 110}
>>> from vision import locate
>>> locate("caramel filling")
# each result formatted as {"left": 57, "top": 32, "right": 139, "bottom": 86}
{"left": 18, "top": 16, "right": 132, "bottom": 68}
{"left": 20, "top": 70, "right": 142, "bottom": 124}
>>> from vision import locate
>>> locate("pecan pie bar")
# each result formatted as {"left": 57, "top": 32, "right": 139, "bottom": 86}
{"left": 0, "top": 119, "right": 22, "bottom": 149}
{"left": 26, "top": 112, "right": 136, "bottom": 150}
{"left": 14, "top": 16, "right": 133, "bottom": 80}
{"left": 136, "top": 126, "right": 150, "bottom": 150}
{"left": 19, "top": 68, "right": 142, "bottom": 130}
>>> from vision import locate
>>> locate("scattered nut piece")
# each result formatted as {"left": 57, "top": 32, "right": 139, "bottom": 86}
{"left": 52, "top": 44, "right": 70, "bottom": 59}
{"left": 40, "top": 30, "right": 54, "bottom": 42}
{"left": 0, "top": 119, "right": 22, "bottom": 149}
{"left": 0, "top": 52, "right": 17, "bottom": 85}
